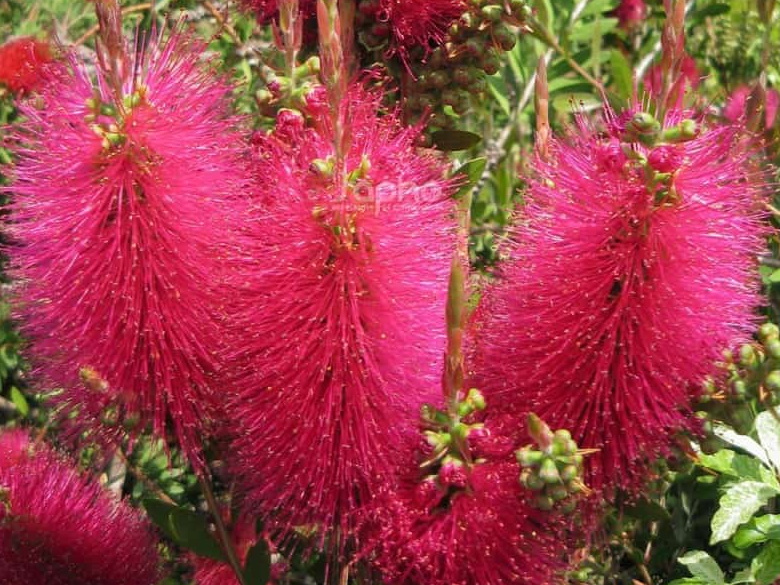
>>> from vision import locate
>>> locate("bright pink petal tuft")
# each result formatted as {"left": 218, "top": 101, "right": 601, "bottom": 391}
{"left": 473, "top": 110, "right": 765, "bottom": 495}
{"left": 5, "top": 29, "right": 248, "bottom": 471}
{"left": 225, "top": 87, "right": 456, "bottom": 548}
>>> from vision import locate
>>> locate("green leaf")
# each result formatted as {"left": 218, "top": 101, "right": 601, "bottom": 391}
{"left": 713, "top": 424, "right": 772, "bottom": 470}
{"left": 731, "top": 568, "right": 756, "bottom": 584}
{"left": 487, "top": 77, "right": 510, "bottom": 117}
{"left": 622, "top": 497, "right": 671, "bottom": 522}
{"left": 142, "top": 499, "right": 226, "bottom": 562}
{"left": 677, "top": 550, "right": 726, "bottom": 584}
{"left": 757, "top": 412, "right": 780, "bottom": 474}
{"left": 711, "top": 481, "right": 780, "bottom": 544}
{"left": 752, "top": 540, "right": 780, "bottom": 585}
{"left": 243, "top": 540, "right": 271, "bottom": 585}
{"left": 169, "top": 508, "right": 226, "bottom": 562}
{"left": 431, "top": 130, "right": 481, "bottom": 152}
{"left": 694, "top": 3, "right": 731, "bottom": 19}
{"left": 769, "top": 269, "right": 780, "bottom": 283}
{"left": 452, "top": 157, "right": 487, "bottom": 199}
{"left": 9, "top": 387, "right": 29, "bottom": 417}
{"left": 142, "top": 498, "right": 179, "bottom": 541}
{"left": 698, "top": 450, "right": 777, "bottom": 486}
{"left": 609, "top": 50, "right": 633, "bottom": 100}
{"left": 734, "top": 515, "right": 780, "bottom": 549}
{"left": 667, "top": 579, "right": 712, "bottom": 585}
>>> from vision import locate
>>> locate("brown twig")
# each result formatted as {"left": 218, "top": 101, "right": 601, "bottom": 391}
{"left": 203, "top": 0, "right": 243, "bottom": 45}
{"left": 199, "top": 475, "right": 248, "bottom": 585}
{"left": 73, "top": 3, "right": 153, "bottom": 47}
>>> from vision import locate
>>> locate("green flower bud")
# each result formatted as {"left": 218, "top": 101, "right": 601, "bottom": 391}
{"left": 547, "top": 484, "right": 569, "bottom": 501}
{"left": 521, "top": 471, "right": 545, "bottom": 491}
{"left": 767, "top": 339, "right": 780, "bottom": 360}
{"left": 560, "top": 464, "right": 579, "bottom": 482}
{"left": 516, "top": 447, "right": 544, "bottom": 467}
{"left": 534, "top": 494, "right": 554, "bottom": 511}
{"left": 739, "top": 344, "right": 758, "bottom": 367}
{"left": 539, "top": 458, "right": 561, "bottom": 484}
{"left": 766, "top": 370, "right": 780, "bottom": 392}
{"left": 481, "top": 4, "right": 504, "bottom": 22}
{"left": 760, "top": 323, "right": 780, "bottom": 343}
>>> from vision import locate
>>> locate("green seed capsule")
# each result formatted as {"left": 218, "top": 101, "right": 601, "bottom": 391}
{"left": 739, "top": 344, "right": 757, "bottom": 367}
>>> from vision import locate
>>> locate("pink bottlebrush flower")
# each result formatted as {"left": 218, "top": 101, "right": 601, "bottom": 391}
{"left": 358, "top": 0, "right": 466, "bottom": 60}
{"left": 613, "top": 0, "right": 648, "bottom": 31}
{"left": 5, "top": 28, "right": 247, "bottom": 471}
{"left": 473, "top": 109, "right": 765, "bottom": 495}
{"left": 0, "top": 431, "right": 160, "bottom": 585}
{"left": 365, "top": 449, "right": 564, "bottom": 585}
{"left": 0, "top": 37, "right": 53, "bottom": 94}
{"left": 226, "top": 87, "right": 455, "bottom": 548}
{"left": 724, "top": 84, "right": 780, "bottom": 129}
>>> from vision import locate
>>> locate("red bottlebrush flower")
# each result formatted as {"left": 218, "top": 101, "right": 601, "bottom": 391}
{"left": 226, "top": 88, "right": 455, "bottom": 548}
{"left": 358, "top": 0, "right": 466, "bottom": 60}
{"left": 0, "top": 37, "right": 53, "bottom": 94}
{"left": 0, "top": 431, "right": 160, "bottom": 585}
{"left": 613, "top": 0, "right": 648, "bottom": 31}
{"left": 365, "top": 452, "right": 564, "bottom": 585}
{"left": 473, "top": 109, "right": 764, "bottom": 495}
{"left": 5, "top": 28, "right": 247, "bottom": 471}
{"left": 724, "top": 85, "right": 780, "bottom": 129}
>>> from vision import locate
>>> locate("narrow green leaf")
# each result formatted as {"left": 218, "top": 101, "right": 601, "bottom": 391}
{"left": 453, "top": 157, "right": 487, "bottom": 199}
{"left": 622, "top": 497, "right": 671, "bottom": 522}
{"left": 753, "top": 540, "right": 780, "bottom": 585}
{"left": 431, "top": 130, "right": 481, "bottom": 152}
{"left": 169, "top": 508, "right": 227, "bottom": 562}
{"left": 9, "top": 387, "right": 29, "bottom": 417}
{"left": 678, "top": 550, "right": 726, "bottom": 584}
{"left": 711, "top": 481, "right": 779, "bottom": 544}
{"left": 757, "top": 412, "right": 780, "bottom": 474}
{"left": 487, "top": 77, "right": 510, "bottom": 116}
{"left": 769, "top": 269, "right": 780, "bottom": 283}
{"left": 243, "top": 540, "right": 271, "bottom": 585}
{"left": 609, "top": 50, "right": 633, "bottom": 100}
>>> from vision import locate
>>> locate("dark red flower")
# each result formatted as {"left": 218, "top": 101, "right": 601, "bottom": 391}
{"left": 614, "top": 0, "right": 648, "bottom": 31}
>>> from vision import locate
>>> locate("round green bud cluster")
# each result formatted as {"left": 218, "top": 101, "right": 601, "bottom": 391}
{"left": 516, "top": 423, "right": 586, "bottom": 514}
{"left": 356, "top": 0, "right": 530, "bottom": 136}
{"left": 419, "top": 388, "right": 488, "bottom": 485}
{"left": 697, "top": 322, "right": 780, "bottom": 438}
{"left": 254, "top": 56, "right": 322, "bottom": 119}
